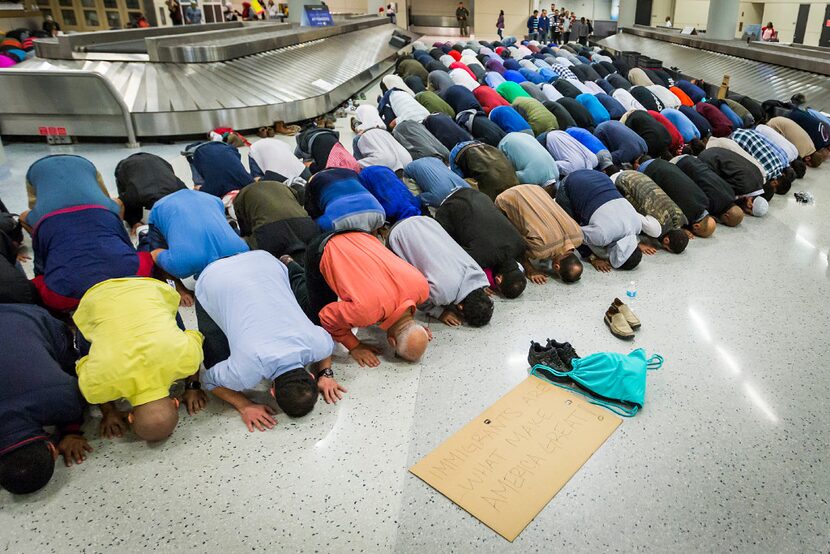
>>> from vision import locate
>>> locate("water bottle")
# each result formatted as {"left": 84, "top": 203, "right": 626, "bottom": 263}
{"left": 626, "top": 280, "right": 637, "bottom": 298}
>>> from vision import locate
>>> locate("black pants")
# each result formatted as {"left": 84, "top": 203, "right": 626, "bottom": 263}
{"left": 497, "top": 28, "right": 503, "bottom": 39}
{"left": 563, "top": 31, "right": 570, "bottom": 43}
{"left": 551, "top": 31, "right": 560, "bottom": 43}
{"left": 195, "top": 300, "right": 230, "bottom": 370}
{"left": 578, "top": 36, "right": 588, "bottom": 46}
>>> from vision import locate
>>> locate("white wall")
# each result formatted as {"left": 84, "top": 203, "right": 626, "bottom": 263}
{"left": 669, "top": 0, "right": 827, "bottom": 46}
{"left": 650, "top": 0, "right": 673, "bottom": 25}
{"left": 672, "top": 0, "right": 709, "bottom": 30}
{"left": 327, "top": 0, "right": 369, "bottom": 13}
{"left": 474, "top": 0, "right": 528, "bottom": 38}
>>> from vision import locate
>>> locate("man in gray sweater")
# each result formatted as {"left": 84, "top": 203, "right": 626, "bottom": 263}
{"left": 386, "top": 216, "right": 494, "bottom": 327}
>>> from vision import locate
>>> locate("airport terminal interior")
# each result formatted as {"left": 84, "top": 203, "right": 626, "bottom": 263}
{"left": 0, "top": 0, "right": 828, "bottom": 551}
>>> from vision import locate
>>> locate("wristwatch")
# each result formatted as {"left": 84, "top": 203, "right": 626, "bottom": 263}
{"left": 316, "top": 367, "right": 334, "bottom": 380}
{"left": 184, "top": 380, "right": 202, "bottom": 391}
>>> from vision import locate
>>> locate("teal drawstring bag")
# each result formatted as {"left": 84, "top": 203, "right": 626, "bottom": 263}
{"left": 531, "top": 348, "right": 663, "bottom": 417}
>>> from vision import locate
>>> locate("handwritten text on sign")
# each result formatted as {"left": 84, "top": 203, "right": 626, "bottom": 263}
{"left": 410, "top": 377, "right": 621, "bottom": 541}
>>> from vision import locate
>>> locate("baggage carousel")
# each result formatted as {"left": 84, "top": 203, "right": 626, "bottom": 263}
{"left": 598, "top": 28, "right": 830, "bottom": 112}
{"left": 0, "top": 17, "right": 417, "bottom": 144}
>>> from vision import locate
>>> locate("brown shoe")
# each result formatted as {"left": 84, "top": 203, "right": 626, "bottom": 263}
{"left": 605, "top": 305, "right": 634, "bottom": 340}
{"left": 273, "top": 120, "right": 298, "bottom": 136}
{"left": 613, "top": 297, "right": 640, "bottom": 328}
{"left": 257, "top": 126, "right": 269, "bottom": 138}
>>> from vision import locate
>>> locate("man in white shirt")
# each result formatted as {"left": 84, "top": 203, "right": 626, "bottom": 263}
{"left": 196, "top": 251, "right": 345, "bottom": 432}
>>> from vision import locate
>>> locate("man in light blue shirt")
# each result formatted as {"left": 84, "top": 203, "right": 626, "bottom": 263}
{"left": 148, "top": 189, "right": 248, "bottom": 280}
{"left": 196, "top": 251, "right": 343, "bottom": 432}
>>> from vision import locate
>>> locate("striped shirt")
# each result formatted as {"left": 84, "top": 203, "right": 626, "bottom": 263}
{"left": 731, "top": 129, "right": 785, "bottom": 180}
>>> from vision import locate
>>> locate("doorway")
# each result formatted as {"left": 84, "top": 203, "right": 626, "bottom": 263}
{"left": 738, "top": 2, "right": 763, "bottom": 36}
{"left": 793, "top": 3, "right": 810, "bottom": 43}
{"left": 635, "top": 0, "right": 652, "bottom": 25}
{"left": 820, "top": 4, "right": 830, "bottom": 47}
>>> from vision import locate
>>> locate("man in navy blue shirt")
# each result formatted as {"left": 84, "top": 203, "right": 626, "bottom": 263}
{"left": 0, "top": 304, "right": 90, "bottom": 495}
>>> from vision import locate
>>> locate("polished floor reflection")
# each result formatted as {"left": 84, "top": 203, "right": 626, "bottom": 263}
{"left": 0, "top": 122, "right": 828, "bottom": 552}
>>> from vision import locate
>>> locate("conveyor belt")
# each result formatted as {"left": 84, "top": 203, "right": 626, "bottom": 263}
{"left": 2, "top": 23, "right": 407, "bottom": 138}
{"left": 599, "top": 33, "right": 830, "bottom": 112}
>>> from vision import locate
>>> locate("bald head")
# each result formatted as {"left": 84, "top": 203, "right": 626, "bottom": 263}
{"left": 719, "top": 205, "right": 744, "bottom": 227}
{"left": 391, "top": 320, "right": 430, "bottom": 362}
{"left": 132, "top": 398, "right": 179, "bottom": 442}
{"left": 691, "top": 215, "right": 716, "bottom": 238}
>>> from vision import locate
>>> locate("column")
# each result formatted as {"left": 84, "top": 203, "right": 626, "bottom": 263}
{"left": 705, "top": 0, "right": 740, "bottom": 40}
{"left": 286, "top": 0, "right": 304, "bottom": 23}
{"left": 617, "top": 0, "right": 636, "bottom": 28}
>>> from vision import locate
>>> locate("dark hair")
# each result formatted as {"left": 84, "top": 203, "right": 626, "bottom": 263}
{"left": 618, "top": 247, "right": 642, "bottom": 270}
{"left": 790, "top": 159, "right": 807, "bottom": 179}
{"left": 687, "top": 138, "right": 706, "bottom": 155}
{"left": 498, "top": 267, "right": 527, "bottom": 299}
{"left": 558, "top": 253, "right": 583, "bottom": 283}
{"left": 0, "top": 441, "right": 55, "bottom": 495}
{"left": 273, "top": 369, "right": 318, "bottom": 417}
{"left": 460, "top": 288, "right": 494, "bottom": 327}
{"left": 603, "top": 164, "right": 621, "bottom": 176}
{"left": 663, "top": 229, "right": 689, "bottom": 254}
{"left": 776, "top": 172, "right": 793, "bottom": 195}
{"left": 807, "top": 149, "right": 825, "bottom": 168}
{"left": 762, "top": 182, "right": 775, "bottom": 201}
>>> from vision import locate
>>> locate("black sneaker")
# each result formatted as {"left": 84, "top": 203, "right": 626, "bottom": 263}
{"left": 527, "top": 340, "right": 568, "bottom": 372}
{"left": 549, "top": 339, "right": 580, "bottom": 369}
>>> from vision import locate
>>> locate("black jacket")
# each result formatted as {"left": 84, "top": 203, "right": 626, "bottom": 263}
{"left": 642, "top": 159, "right": 709, "bottom": 222}
{"left": 698, "top": 147, "right": 764, "bottom": 196}
{"left": 435, "top": 188, "right": 524, "bottom": 274}
{"left": 626, "top": 110, "right": 672, "bottom": 157}
{"left": 673, "top": 155, "right": 736, "bottom": 216}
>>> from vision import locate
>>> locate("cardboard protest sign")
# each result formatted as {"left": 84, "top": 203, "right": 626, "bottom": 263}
{"left": 410, "top": 377, "right": 621, "bottom": 541}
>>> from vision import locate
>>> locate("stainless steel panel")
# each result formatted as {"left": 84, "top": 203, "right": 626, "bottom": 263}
{"left": 0, "top": 25, "right": 418, "bottom": 139}
{"left": 152, "top": 16, "right": 387, "bottom": 63}
{"left": 599, "top": 32, "right": 830, "bottom": 111}
{"left": 621, "top": 26, "right": 830, "bottom": 76}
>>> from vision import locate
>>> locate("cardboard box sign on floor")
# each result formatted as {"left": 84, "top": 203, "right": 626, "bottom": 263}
{"left": 409, "top": 377, "right": 621, "bottom": 542}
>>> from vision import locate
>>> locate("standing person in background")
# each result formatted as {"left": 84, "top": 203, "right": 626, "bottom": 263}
{"left": 551, "top": 10, "right": 561, "bottom": 43}
{"left": 561, "top": 12, "right": 571, "bottom": 43}
{"left": 456, "top": 2, "right": 470, "bottom": 36}
{"left": 267, "top": 0, "right": 280, "bottom": 19}
{"left": 576, "top": 16, "right": 589, "bottom": 45}
{"left": 185, "top": 0, "right": 202, "bottom": 24}
{"left": 166, "top": 0, "right": 182, "bottom": 25}
{"left": 538, "top": 9, "right": 550, "bottom": 43}
{"left": 496, "top": 10, "right": 505, "bottom": 40}
{"left": 663, "top": 16, "right": 672, "bottom": 27}
{"left": 386, "top": 3, "right": 397, "bottom": 25}
{"left": 761, "top": 22, "right": 777, "bottom": 41}
{"left": 42, "top": 14, "right": 61, "bottom": 35}
{"left": 527, "top": 10, "right": 539, "bottom": 40}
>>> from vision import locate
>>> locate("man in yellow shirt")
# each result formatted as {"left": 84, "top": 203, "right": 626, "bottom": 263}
{"left": 73, "top": 278, "right": 205, "bottom": 442}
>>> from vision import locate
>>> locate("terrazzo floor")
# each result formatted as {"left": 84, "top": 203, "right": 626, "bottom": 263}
{"left": 0, "top": 104, "right": 829, "bottom": 553}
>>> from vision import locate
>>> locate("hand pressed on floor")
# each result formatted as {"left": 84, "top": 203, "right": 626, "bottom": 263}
{"left": 239, "top": 404, "right": 277, "bottom": 432}
{"left": 58, "top": 435, "right": 92, "bottom": 466}
{"left": 349, "top": 342, "right": 381, "bottom": 367}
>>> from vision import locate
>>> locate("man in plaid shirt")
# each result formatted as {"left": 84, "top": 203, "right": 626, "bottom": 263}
{"left": 731, "top": 128, "right": 794, "bottom": 198}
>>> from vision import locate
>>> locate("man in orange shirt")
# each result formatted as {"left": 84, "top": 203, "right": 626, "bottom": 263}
{"left": 304, "top": 231, "right": 432, "bottom": 367}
